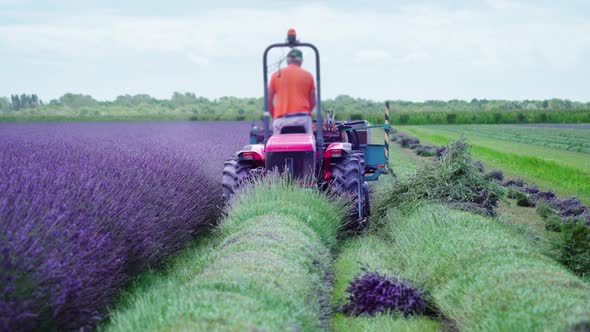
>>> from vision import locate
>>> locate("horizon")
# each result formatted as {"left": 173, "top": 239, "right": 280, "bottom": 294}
{"left": 3, "top": 92, "right": 590, "bottom": 104}
{"left": 1, "top": 0, "right": 589, "bottom": 102}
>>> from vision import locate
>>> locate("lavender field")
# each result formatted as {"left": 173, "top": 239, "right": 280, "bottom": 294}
{"left": 0, "top": 122, "right": 247, "bottom": 331}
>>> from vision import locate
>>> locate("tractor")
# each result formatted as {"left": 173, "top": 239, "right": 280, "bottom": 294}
{"left": 222, "top": 29, "right": 391, "bottom": 221}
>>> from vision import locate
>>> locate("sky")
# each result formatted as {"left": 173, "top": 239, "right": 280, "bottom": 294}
{"left": 1, "top": 0, "right": 589, "bottom": 102}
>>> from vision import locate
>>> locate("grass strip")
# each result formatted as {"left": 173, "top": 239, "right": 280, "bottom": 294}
{"left": 385, "top": 204, "right": 590, "bottom": 331}
{"left": 103, "top": 178, "right": 344, "bottom": 331}
{"left": 402, "top": 126, "right": 590, "bottom": 204}
{"left": 328, "top": 144, "right": 439, "bottom": 331}
{"left": 373, "top": 143, "right": 419, "bottom": 210}
{"left": 432, "top": 125, "right": 590, "bottom": 154}
{"left": 332, "top": 236, "right": 440, "bottom": 332}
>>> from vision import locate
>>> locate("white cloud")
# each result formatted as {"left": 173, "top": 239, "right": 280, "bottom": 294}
{"left": 0, "top": 1, "right": 588, "bottom": 100}
{"left": 353, "top": 49, "right": 431, "bottom": 64}
{"left": 187, "top": 53, "right": 209, "bottom": 66}
{"left": 400, "top": 51, "right": 433, "bottom": 64}
{"left": 1, "top": 3, "right": 588, "bottom": 68}
{"left": 354, "top": 49, "right": 393, "bottom": 63}
{"left": 486, "top": 0, "right": 525, "bottom": 10}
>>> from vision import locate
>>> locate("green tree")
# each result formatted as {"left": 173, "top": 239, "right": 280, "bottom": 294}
{"left": 0, "top": 97, "right": 10, "bottom": 112}
{"left": 10, "top": 95, "right": 20, "bottom": 110}
{"left": 399, "top": 114, "right": 410, "bottom": 124}
{"left": 59, "top": 93, "right": 98, "bottom": 108}
{"left": 115, "top": 94, "right": 154, "bottom": 106}
{"left": 493, "top": 113, "right": 503, "bottom": 124}
{"left": 446, "top": 113, "right": 457, "bottom": 124}
{"left": 171, "top": 92, "right": 197, "bottom": 106}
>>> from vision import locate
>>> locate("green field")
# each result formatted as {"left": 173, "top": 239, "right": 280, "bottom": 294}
{"left": 3, "top": 93, "right": 590, "bottom": 125}
{"left": 104, "top": 179, "right": 344, "bottom": 331}
{"left": 401, "top": 124, "right": 590, "bottom": 204}
{"left": 427, "top": 124, "right": 590, "bottom": 153}
{"left": 390, "top": 109, "right": 590, "bottom": 125}
{"left": 100, "top": 144, "right": 590, "bottom": 331}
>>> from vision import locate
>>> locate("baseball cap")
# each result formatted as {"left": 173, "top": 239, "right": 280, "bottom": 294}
{"left": 287, "top": 48, "right": 303, "bottom": 59}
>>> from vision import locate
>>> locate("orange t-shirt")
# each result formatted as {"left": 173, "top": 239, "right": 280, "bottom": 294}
{"left": 269, "top": 64, "right": 315, "bottom": 119}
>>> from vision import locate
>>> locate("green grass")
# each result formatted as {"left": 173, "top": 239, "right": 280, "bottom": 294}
{"left": 403, "top": 126, "right": 590, "bottom": 172}
{"left": 331, "top": 151, "right": 440, "bottom": 332}
{"left": 103, "top": 178, "right": 344, "bottom": 331}
{"left": 430, "top": 124, "right": 590, "bottom": 153}
{"left": 102, "top": 142, "right": 589, "bottom": 331}
{"left": 391, "top": 109, "right": 590, "bottom": 125}
{"left": 383, "top": 205, "right": 590, "bottom": 331}
{"left": 333, "top": 315, "right": 440, "bottom": 332}
{"left": 380, "top": 137, "right": 507, "bottom": 217}
{"left": 390, "top": 144, "right": 420, "bottom": 179}
{"left": 401, "top": 126, "right": 590, "bottom": 205}
{"left": 372, "top": 143, "right": 419, "bottom": 209}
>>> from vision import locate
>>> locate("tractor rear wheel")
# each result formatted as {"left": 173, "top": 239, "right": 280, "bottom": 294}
{"left": 222, "top": 159, "right": 253, "bottom": 201}
{"left": 329, "top": 154, "right": 369, "bottom": 223}
{"left": 329, "top": 154, "right": 361, "bottom": 195}
{"left": 352, "top": 150, "right": 366, "bottom": 170}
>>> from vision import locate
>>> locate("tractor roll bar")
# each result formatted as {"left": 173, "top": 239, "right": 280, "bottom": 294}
{"left": 262, "top": 31, "right": 323, "bottom": 165}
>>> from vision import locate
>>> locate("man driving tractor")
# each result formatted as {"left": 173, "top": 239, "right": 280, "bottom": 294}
{"left": 268, "top": 48, "right": 317, "bottom": 134}
{"left": 223, "top": 29, "right": 389, "bottom": 221}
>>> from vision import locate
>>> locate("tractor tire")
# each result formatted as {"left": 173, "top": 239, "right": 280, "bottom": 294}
{"left": 329, "top": 154, "right": 369, "bottom": 224}
{"left": 352, "top": 150, "right": 370, "bottom": 218}
{"left": 329, "top": 154, "right": 361, "bottom": 196}
{"left": 222, "top": 159, "right": 253, "bottom": 201}
{"left": 352, "top": 150, "right": 366, "bottom": 170}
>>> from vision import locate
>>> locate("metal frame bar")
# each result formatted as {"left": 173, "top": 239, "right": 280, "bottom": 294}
{"left": 262, "top": 41, "right": 323, "bottom": 165}
{"left": 364, "top": 168, "right": 387, "bottom": 181}
{"left": 384, "top": 101, "right": 391, "bottom": 174}
{"left": 342, "top": 124, "right": 390, "bottom": 131}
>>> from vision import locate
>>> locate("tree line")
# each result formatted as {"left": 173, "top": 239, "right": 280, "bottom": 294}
{"left": 1, "top": 93, "right": 589, "bottom": 123}
{"left": 2, "top": 94, "right": 43, "bottom": 111}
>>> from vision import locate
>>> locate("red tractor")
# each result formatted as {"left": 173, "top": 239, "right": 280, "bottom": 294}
{"left": 223, "top": 29, "right": 391, "bottom": 221}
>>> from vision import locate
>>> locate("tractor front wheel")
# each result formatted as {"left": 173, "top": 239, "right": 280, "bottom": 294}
{"left": 222, "top": 159, "right": 254, "bottom": 201}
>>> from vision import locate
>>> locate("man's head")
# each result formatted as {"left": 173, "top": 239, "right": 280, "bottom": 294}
{"left": 286, "top": 48, "right": 303, "bottom": 66}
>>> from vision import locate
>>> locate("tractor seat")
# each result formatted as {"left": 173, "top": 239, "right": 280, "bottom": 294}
{"left": 280, "top": 125, "right": 307, "bottom": 134}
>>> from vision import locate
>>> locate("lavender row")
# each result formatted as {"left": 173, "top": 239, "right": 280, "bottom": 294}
{"left": 390, "top": 132, "right": 444, "bottom": 158}
{"left": 0, "top": 122, "right": 247, "bottom": 331}
{"left": 502, "top": 179, "right": 590, "bottom": 225}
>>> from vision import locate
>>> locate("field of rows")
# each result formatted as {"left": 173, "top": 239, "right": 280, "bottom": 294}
{"left": 0, "top": 122, "right": 247, "bottom": 331}
{"left": 2, "top": 121, "right": 590, "bottom": 331}
{"left": 425, "top": 124, "right": 590, "bottom": 153}
{"left": 401, "top": 124, "right": 590, "bottom": 205}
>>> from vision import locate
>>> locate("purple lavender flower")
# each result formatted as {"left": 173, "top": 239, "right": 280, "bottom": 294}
{"left": 548, "top": 197, "right": 590, "bottom": 224}
{"left": 342, "top": 270, "right": 426, "bottom": 316}
{"left": 0, "top": 121, "right": 249, "bottom": 330}
{"left": 485, "top": 170, "right": 504, "bottom": 182}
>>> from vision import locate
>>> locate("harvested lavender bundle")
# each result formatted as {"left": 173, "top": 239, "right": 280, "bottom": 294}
{"left": 342, "top": 270, "right": 426, "bottom": 316}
